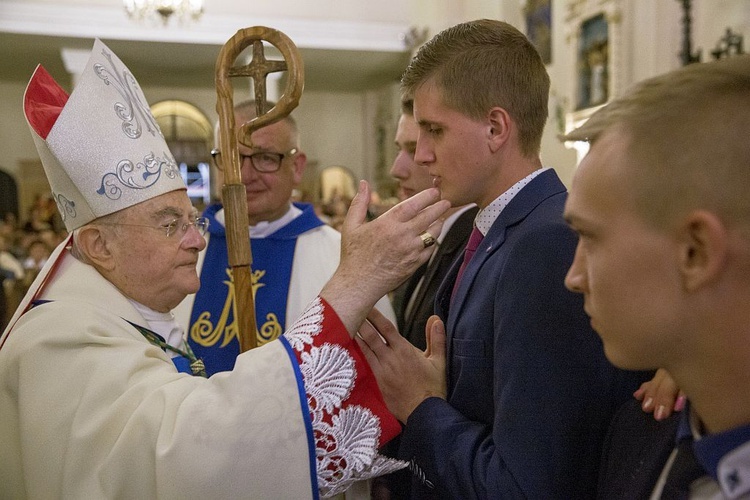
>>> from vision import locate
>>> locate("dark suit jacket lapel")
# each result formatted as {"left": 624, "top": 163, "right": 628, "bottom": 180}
{"left": 392, "top": 261, "right": 427, "bottom": 332}
{"left": 597, "top": 399, "right": 679, "bottom": 499}
{"left": 406, "top": 207, "right": 477, "bottom": 330}
{"left": 445, "top": 169, "right": 567, "bottom": 335}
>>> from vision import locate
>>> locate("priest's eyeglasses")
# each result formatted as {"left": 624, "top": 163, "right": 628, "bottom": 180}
{"left": 99, "top": 217, "right": 210, "bottom": 238}
{"left": 210, "top": 148, "right": 298, "bottom": 173}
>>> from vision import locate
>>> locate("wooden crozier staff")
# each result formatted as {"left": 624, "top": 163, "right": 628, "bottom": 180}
{"left": 215, "top": 27, "right": 304, "bottom": 352}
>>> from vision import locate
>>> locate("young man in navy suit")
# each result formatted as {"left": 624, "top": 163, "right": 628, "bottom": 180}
{"left": 389, "top": 98, "right": 478, "bottom": 351}
{"left": 359, "top": 19, "right": 649, "bottom": 499}
{"left": 563, "top": 55, "right": 750, "bottom": 499}
{"left": 378, "top": 99, "right": 478, "bottom": 499}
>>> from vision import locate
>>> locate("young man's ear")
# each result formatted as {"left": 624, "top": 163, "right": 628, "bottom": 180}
{"left": 677, "top": 210, "right": 728, "bottom": 292}
{"left": 487, "top": 107, "right": 512, "bottom": 152}
{"left": 76, "top": 225, "right": 116, "bottom": 271}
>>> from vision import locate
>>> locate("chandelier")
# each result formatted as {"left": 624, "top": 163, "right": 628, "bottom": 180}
{"left": 123, "top": 0, "right": 204, "bottom": 25}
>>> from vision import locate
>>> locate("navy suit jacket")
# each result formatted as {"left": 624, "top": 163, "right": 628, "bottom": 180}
{"left": 398, "top": 169, "right": 652, "bottom": 499}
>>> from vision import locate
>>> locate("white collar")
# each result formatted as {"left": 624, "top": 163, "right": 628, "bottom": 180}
{"left": 215, "top": 203, "right": 302, "bottom": 239}
{"left": 128, "top": 299, "right": 183, "bottom": 352}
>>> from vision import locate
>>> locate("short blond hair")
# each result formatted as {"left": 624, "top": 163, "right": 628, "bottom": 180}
{"left": 565, "top": 55, "right": 750, "bottom": 229}
{"left": 401, "top": 19, "right": 550, "bottom": 157}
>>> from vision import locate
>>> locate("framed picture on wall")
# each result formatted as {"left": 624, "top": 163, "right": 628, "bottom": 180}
{"left": 576, "top": 13, "right": 609, "bottom": 110}
{"left": 564, "top": 0, "right": 630, "bottom": 165}
{"left": 525, "top": 0, "right": 552, "bottom": 64}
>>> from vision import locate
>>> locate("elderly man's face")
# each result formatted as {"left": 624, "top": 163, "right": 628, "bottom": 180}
{"left": 107, "top": 190, "right": 206, "bottom": 312}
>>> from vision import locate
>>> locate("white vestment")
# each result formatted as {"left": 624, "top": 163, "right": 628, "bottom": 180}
{"left": 0, "top": 242, "right": 403, "bottom": 499}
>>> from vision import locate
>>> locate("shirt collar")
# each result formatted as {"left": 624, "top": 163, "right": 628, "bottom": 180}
{"left": 682, "top": 403, "right": 750, "bottom": 497}
{"left": 474, "top": 168, "right": 547, "bottom": 236}
{"left": 249, "top": 203, "right": 302, "bottom": 238}
{"left": 128, "top": 298, "right": 183, "bottom": 350}
{"left": 215, "top": 203, "right": 302, "bottom": 239}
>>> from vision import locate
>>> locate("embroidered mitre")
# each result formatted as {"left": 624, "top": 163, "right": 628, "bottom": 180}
{"left": 23, "top": 39, "right": 186, "bottom": 232}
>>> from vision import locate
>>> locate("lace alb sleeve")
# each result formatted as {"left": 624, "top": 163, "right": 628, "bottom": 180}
{"left": 283, "top": 297, "right": 407, "bottom": 497}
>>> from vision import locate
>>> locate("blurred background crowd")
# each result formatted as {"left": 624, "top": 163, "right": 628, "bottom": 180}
{"left": 0, "top": 194, "right": 68, "bottom": 329}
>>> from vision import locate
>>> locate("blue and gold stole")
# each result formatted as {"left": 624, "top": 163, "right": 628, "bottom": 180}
{"left": 188, "top": 203, "right": 324, "bottom": 375}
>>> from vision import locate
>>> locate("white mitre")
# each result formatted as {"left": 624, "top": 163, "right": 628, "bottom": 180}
{"left": 22, "top": 39, "right": 186, "bottom": 232}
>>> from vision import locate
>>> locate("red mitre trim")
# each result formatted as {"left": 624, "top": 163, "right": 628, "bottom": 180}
{"left": 24, "top": 65, "right": 69, "bottom": 139}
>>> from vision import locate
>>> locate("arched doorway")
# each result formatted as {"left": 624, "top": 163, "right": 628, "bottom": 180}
{"left": 151, "top": 100, "right": 214, "bottom": 211}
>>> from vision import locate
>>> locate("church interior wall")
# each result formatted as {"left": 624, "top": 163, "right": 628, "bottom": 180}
{"left": 1, "top": 0, "right": 748, "bottom": 216}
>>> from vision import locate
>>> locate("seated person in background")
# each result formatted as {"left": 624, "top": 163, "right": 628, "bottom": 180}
{"left": 22, "top": 238, "right": 50, "bottom": 272}
{"left": 0, "top": 39, "right": 449, "bottom": 499}
{"left": 0, "top": 233, "right": 24, "bottom": 329}
{"left": 562, "top": 54, "right": 750, "bottom": 499}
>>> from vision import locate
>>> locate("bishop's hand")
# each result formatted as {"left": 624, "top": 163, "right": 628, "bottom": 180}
{"left": 321, "top": 180, "right": 449, "bottom": 335}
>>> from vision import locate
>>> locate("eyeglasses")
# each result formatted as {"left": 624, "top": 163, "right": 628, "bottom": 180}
{"left": 98, "top": 217, "right": 210, "bottom": 238}
{"left": 210, "top": 147, "right": 298, "bottom": 173}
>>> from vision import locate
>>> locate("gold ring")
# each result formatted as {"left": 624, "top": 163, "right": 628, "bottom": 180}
{"left": 420, "top": 232, "right": 436, "bottom": 249}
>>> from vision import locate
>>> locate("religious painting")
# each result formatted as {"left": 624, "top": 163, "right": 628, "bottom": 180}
{"left": 576, "top": 13, "right": 609, "bottom": 110}
{"left": 525, "top": 0, "right": 552, "bottom": 64}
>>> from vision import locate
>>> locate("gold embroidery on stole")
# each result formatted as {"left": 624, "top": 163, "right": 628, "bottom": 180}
{"left": 190, "top": 267, "right": 283, "bottom": 347}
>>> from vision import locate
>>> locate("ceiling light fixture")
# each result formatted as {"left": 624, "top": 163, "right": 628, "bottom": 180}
{"left": 123, "top": 0, "right": 204, "bottom": 26}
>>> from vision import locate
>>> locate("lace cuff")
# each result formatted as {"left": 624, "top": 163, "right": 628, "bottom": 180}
{"left": 284, "top": 297, "right": 406, "bottom": 497}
